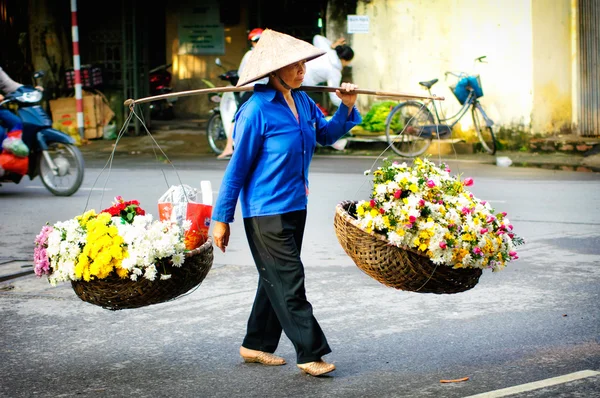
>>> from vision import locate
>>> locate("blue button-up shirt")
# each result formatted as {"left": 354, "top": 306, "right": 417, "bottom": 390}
{"left": 212, "top": 84, "right": 362, "bottom": 223}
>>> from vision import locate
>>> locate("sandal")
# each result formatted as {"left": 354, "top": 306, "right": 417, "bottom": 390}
{"left": 240, "top": 347, "right": 286, "bottom": 366}
{"left": 297, "top": 360, "right": 336, "bottom": 376}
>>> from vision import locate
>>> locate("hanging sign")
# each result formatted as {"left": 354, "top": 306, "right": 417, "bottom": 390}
{"left": 178, "top": 1, "right": 225, "bottom": 55}
{"left": 347, "top": 15, "right": 370, "bottom": 34}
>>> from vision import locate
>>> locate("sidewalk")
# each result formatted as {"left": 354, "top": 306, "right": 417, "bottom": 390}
{"left": 79, "top": 119, "right": 600, "bottom": 173}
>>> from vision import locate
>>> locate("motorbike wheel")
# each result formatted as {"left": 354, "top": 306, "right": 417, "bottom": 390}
{"left": 38, "top": 142, "right": 85, "bottom": 196}
{"left": 207, "top": 112, "right": 228, "bottom": 155}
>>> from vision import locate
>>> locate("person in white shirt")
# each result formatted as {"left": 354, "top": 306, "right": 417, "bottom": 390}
{"left": 303, "top": 35, "right": 355, "bottom": 109}
{"left": 303, "top": 35, "right": 355, "bottom": 150}
{"left": 217, "top": 28, "right": 267, "bottom": 159}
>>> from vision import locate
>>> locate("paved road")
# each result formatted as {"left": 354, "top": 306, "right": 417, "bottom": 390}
{"left": 1, "top": 157, "right": 599, "bottom": 397}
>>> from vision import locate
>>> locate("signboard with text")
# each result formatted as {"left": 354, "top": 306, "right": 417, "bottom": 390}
{"left": 347, "top": 15, "right": 370, "bottom": 34}
{"left": 178, "top": 1, "right": 225, "bottom": 55}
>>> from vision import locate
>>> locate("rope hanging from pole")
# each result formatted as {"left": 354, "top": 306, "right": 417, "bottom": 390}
{"left": 123, "top": 85, "right": 445, "bottom": 107}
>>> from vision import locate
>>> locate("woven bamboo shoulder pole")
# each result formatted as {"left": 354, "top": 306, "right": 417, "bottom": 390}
{"left": 123, "top": 85, "right": 444, "bottom": 107}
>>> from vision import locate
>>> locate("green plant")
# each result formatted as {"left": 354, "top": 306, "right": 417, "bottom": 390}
{"left": 359, "top": 101, "right": 399, "bottom": 132}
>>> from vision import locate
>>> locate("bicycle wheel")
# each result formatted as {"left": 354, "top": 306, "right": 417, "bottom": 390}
{"left": 385, "top": 101, "right": 435, "bottom": 157}
{"left": 206, "top": 112, "right": 227, "bottom": 155}
{"left": 471, "top": 103, "right": 496, "bottom": 155}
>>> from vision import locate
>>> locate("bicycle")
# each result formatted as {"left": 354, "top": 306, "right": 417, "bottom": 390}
{"left": 385, "top": 56, "right": 496, "bottom": 157}
{"left": 201, "top": 58, "right": 240, "bottom": 155}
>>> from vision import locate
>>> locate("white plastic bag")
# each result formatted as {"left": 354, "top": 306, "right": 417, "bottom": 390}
{"left": 158, "top": 184, "right": 198, "bottom": 226}
{"left": 158, "top": 183, "right": 213, "bottom": 249}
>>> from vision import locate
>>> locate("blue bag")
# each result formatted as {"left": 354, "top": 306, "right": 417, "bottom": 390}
{"left": 452, "top": 76, "right": 483, "bottom": 104}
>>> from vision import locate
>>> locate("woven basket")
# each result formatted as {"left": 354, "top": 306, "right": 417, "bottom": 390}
{"left": 71, "top": 237, "right": 214, "bottom": 310}
{"left": 334, "top": 201, "right": 481, "bottom": 294}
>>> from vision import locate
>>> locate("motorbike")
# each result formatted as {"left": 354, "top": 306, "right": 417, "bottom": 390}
{"left": 203, "top": 58, "right": 240, "bottom": 155}
{"left": 149, "top": 63, "right": 176, "bottom": 120}
{"left": 0, "top": 72, "right": 85, "bottom": 196}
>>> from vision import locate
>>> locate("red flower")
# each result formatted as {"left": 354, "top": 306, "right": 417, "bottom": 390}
{"left": 100, "top": 197, "right": 146, "bottom": 223}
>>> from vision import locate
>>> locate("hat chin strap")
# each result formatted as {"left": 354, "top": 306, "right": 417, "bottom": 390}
{"left": 274, "top": 73, "right": 293, "bottom": 91}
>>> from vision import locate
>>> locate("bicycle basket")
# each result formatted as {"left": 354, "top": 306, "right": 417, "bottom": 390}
{"left": 450, "top": 75, "right": 483, "bottom": 105}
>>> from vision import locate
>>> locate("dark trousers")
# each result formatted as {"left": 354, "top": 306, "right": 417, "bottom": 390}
{"left": 242, "top": 209, "right": 331, "bottom": 364}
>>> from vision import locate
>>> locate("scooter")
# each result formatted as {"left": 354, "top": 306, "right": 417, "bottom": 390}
{"left": 0, "top": 72, "right": 85, "bottom": 196}
{"left": 149, "top": 64, "right": 176, "bottom": 120}
{"left": 203, "top": 58, "right": 240, "bottom": 155}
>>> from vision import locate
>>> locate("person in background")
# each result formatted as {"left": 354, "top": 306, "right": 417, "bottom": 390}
{"left": 303, "top": 35, "right": 355, "bottom": 109}
{"left": 0, "top": 66, "right": 28, "bottom": 176}
{"left": 303, "top": 35, "right": 355, "bottom": 150}
{"left": 211, "top": 29, "right": 361, "bottom": 377}
{"left": 0, "top": 66, "right": 23, "bottom": 137}
{"left": 217, "top": 28, "right": 267, "bottom": 160}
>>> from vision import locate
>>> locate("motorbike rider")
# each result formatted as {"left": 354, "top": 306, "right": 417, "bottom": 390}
{"left": 217, "top": 28, "right": 267, "bottom": 160}
{"left": 0, "top": 66, "right": 29, "bottom": 176}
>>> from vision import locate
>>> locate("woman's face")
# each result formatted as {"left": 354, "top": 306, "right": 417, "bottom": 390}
{"left": 276, "top": 61, "right": 306, "bottom": 89}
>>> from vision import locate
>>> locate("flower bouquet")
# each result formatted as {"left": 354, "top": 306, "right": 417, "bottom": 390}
{"left": 33, "top": 196, "right": 213, "bottom": 310}
{"left": 333, "top": 157, "right": 524, "bottom": 294}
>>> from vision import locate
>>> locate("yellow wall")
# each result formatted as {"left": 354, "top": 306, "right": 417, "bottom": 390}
{"left": 353, "top": 0, "right": 573, "bottom": 135}
{"left": 165, "top": 7, "right": 250, "bottom": 118}
{"left": 531, "top": 0, "right": 573, "bottom": 133}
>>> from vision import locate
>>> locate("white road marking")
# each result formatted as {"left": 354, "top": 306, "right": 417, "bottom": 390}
{"left": 26, "top": 186, "right": 112, "bottom": 191}
{"left": 464, "top": 369, "right": 600, "bottom": 397}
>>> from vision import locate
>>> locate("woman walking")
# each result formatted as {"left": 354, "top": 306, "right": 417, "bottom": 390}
{"left": 211, "top": 29, "right": 361, "bottom": 377}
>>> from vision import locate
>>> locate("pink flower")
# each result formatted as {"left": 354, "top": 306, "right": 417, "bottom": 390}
{"left": 480, "top": 228, "right": 488, "bottom": 234}
{"left": 501, "top": 212, "right": 507, "bottom": 217}
{"left": 463, "top": 177, "right": 474, "bottom": 186}
{"left": 418, "top": 199, "right": 425, "bottom": 207}
{"left": 445, "top": 167, "right": 451, "bottom": 173}
{"left": 426, "top": 179, "right": 436, "bottom": 188}
{"left": 486, "top": 215, "right": 496, "bottom": 223}
{"left": 369, "top": 199, "right": 376, "bottom": 208}
{"left": 439, "top": 242, "right": 447, "bottom": 249}
{"left": 481, "top": 201, "right": 487, "bottom": 205}
{"left": 509, "top": 251, "right": 518, "bottom": 258}
{"left": 461, "top": 207, "right": 471, "bottom": 215}
{"left": 473, "top": 247, "right": 482, "bottom": 255}
{"left": 33, "top": 225, "right": 53, "bottom": 277}
{"left": 409, "top": 215, "right": 417, "bottom": 223}
{"left": 394, "top": 189, "right": 402, "bottom": 199}
{"left": 379, "top": 208, "right": 385, "bottom": 214}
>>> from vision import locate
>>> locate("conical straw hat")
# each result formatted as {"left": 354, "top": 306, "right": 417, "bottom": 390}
{"left": 236, "top": 29, "right": 326, "bottom": 87}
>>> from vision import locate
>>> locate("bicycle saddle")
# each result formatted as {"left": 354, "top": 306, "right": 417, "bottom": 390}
{"left": 418, "top": 79, "right": 439, "bottom": 89}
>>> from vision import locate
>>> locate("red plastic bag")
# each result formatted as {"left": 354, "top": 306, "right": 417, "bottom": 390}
{"left": 158, "top": 185, "right": 213, "bottom": 250}
{"left": 159, "top": 202, "right": 212, "bottom": 249}
{"left": 0, "top": 130, "right": 29, "bottom": 175}
{"left": 0, "top": 152, "right": 28, "bottom": 175}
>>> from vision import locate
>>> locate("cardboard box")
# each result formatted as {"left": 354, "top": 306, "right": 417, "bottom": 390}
{"left": 49, "top": 91, "right": 115, "bottom": 140}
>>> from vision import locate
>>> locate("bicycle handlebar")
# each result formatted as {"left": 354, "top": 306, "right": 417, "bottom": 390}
{"left": 444, "top": 56, "right": 487, "bottom": 80}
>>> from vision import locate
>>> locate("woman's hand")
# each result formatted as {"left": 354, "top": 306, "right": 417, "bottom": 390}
{"left": 335, "top": 82, "right": 358, "bottom": 112}
{"left": 331, "top": 37, "right": 346, "bottom": 49}
{"left": 213, "top": 221, "right": 230, "bottom": 253}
